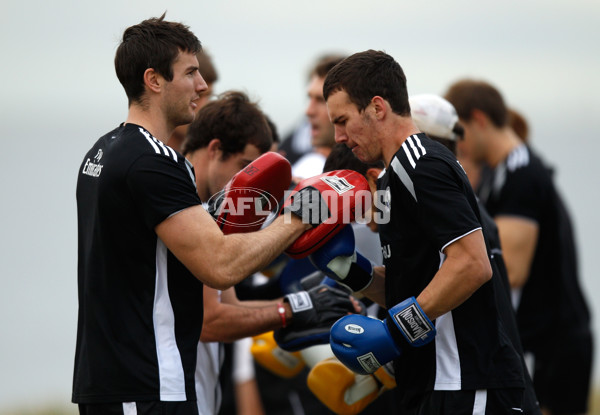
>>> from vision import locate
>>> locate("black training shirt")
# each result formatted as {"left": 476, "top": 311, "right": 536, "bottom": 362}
{"left": 477, "top": 144, "right": 591, "bottom": 351}
{"left": 378, "top": 134, "right": 524, "bottom": 405}
{"left": 73, "top": 124, "right": 204, "bottom": 403}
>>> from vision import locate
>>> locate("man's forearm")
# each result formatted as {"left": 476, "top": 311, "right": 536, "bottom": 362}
{"left": 200, "top": 301, "right": 288, "bottom": 343}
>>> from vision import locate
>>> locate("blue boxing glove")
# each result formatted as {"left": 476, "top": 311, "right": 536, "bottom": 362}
{"left": 330, "top": 297, "right": 436, "bottom": 374}
{"left": 309, "top": 225, "right": 374, "bottom": 292}
{"left": 330, "top": 314, "right": 401, "bottom": 375}
{"left": 385, "top": 297, "right": 436, "bottom": 348}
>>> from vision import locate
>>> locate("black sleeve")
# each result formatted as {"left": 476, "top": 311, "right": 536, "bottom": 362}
{"left": 127, "top": 154, "right": 202, "bottom": 229}
{"left": 494, "top": 168, "right": 547, "bottom": 223}
{"left": 412, "top": 156, "right": 481, "bottom": 251}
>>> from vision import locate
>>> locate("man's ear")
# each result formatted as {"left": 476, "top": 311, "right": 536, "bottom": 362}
{"left": 143, "top": 68, "right": 162, "bottom": 93}
{"left": 207, "top": 138, "right": 222, "bottom": 160}
{"left": 371, "top": 96, "right": 387, "bottom": 120}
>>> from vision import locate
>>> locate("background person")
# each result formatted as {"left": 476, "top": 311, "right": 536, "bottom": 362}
{"left": 445, "top": 79, "right": 593, "bottom": 415}
{"left": 409, "top": 93, "right": 541, "bottom": 414}
{"left": 181, "top": 90, "right": 363, "bottom": 415}
{"left": 279, "top": 53, "right": 347, "bottom": 180}
{"left": 459, "top": 106, "right": 530, "bottom": 190}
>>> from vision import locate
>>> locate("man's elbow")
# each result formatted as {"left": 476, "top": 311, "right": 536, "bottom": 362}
{"left": 200, "top": 320, "right": 240, "bottom": 343}
{"left": 475, "top": 257, "right": 493, "bottom": 286}
{"left": 200, "top": 308, "right": 238, "bottom": 343}
{"left": 463, "top": 256, "right": 492, "bottom": 291}
{"left": 192, "top": 267, "right": 236, "bottom": 291}
{"left": 199, "top": 327, "right": 229, "bottom": 343}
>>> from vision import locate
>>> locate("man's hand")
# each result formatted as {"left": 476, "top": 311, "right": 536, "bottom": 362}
{"left": 274, "top": 284, "right": 364, "bottom": 351}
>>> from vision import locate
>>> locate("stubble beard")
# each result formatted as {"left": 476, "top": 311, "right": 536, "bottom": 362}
{"left": 166, "top": 100, "right": 195, "bottom": 129}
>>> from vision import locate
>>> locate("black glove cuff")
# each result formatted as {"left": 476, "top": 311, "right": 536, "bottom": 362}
{"left": 282, "top": 186, "right": 330, "bottom": 226}
{"left": 284, "top": 291, "right": 313, "bottom": 313}
{"left": 341, "top": 262, "right": 374, "bottom": 293}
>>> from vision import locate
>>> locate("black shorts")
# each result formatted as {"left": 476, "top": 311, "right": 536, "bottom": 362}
{"left": 531, "top": 330, "right": 593, "bottom": 414}
{"left": 78, "top": 401, "right": 199, "bottom": 415}
{"left": 404, "top": 388, "right": 527, "bottom": 415}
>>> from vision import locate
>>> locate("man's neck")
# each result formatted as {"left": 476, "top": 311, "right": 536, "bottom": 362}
{"left": 381, "top": 117, "right": 420, "bottom": 168}
{"left": 125, "top": 104, "right": 171, "bottom": 144}
{"left": 485, "top": 127, "right": 523, "bottom": 168}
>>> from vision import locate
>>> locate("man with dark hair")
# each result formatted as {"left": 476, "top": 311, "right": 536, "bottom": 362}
{"left": 316, "top": 50, "right": 535, "bottom": 413}
{"left": 445, "top": 79, "right": 593, "bottom": 415}
{"left": 312, "top": 97, "right": 540, "bottom": 414}
{"left": 74, "top": 14, "right": 313, "bottom": 415}
{"left": 182, "top": 91, "right": 273, "bottom": 201}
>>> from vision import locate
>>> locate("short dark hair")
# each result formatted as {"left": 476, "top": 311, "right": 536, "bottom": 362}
{"left": 323, "top": 50, "right": 410, "bottom": 116}
{"left": 444, "top": 79, "right": 508, "bottom": 128}
{"left": 323, "top": 143, "right": 384, "bottom": 175}
{"left": 115, "top": 13, "right": 202, "bottom": 105}
{"left": 309, "top": 53, "right": 347, "bottom": 80}
{"left": 182, "top": 91, "right": 272, "bottom": 158}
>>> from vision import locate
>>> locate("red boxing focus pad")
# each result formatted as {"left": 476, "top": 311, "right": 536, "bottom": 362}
{"left": 209, "top": 152, "right": 292, "bottom": 234}
{"left": 283, "top": 170, "right": 370, "bottom": 258}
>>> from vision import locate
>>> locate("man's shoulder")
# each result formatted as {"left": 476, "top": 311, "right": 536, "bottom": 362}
{"left": 393, "top": 134, "right": 428, "bottom": 170}
{"left": 393, "top": 134, "right": 454, "bottom": 170}
{"left": 81, "top": 124, "right": 186, "bottom": 182}
{"left": 388, "top": 134, "right": 458, "bottom": 189}
{"left": 117, "top": 124, "right": 182, "bottom": 164}
{"left": 503, "top": 145, "right": 553, "bottom": 187}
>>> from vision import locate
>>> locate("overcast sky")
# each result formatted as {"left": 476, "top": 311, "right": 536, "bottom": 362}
{"left": 1, "top": 0, "right": 599, "bottom": 411}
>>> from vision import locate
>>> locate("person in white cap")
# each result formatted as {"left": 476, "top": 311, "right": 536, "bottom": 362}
{"left": 409, "top": 94, "right": 478, "bottom": 180}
